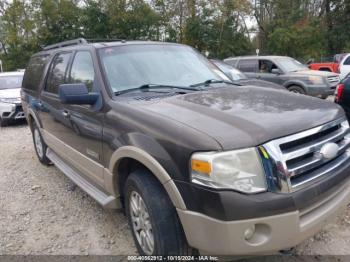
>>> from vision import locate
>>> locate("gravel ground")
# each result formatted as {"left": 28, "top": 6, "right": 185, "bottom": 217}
{"left": 1, "top": 122, "right": 350, "bottom": 256}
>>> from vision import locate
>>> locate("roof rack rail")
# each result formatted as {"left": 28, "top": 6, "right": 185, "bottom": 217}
{"left": 43, "top": 38, "right": 88, "bottom": 51}
{"left": 86, "top": 38, "right": 126, "bottom": 43}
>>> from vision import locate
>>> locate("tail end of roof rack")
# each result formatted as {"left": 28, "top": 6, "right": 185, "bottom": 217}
{"left": 43, "top": 38, "right": 88, "bottom": 51}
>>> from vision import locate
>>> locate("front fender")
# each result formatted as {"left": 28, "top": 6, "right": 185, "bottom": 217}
{"left": 107, "top": 144, "right": 186, "bottom": 210}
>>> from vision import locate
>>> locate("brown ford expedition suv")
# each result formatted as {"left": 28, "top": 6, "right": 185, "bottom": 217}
{"left": 21, "top": 38, "right": 350, "bottom": 256}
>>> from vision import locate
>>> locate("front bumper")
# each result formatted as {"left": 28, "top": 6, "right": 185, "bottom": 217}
{"left": 307, "top": 84, "right": 336, "bottom": 97}
{"left": 0, "top": 102, "right": 25, "bottom": 120}
{"left": 177, "top": 178, "right": 350, "bottom": 255}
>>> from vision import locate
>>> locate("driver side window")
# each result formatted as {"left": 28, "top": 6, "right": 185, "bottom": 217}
{"left": 259, "top": 60, "right": 278, "bottom": 73}
{"left": 69, "top": 51, "right": 95, "bottom": 92}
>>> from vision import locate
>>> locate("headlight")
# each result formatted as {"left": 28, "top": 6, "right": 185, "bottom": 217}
{"left": 308, "top": 76, "right": 324, "bottom": 85}
{"left": 0, "top": 97, "right": 21, "bottom": 104}
{"left": 190, "top": 148, "right": 267, "bottom": 194}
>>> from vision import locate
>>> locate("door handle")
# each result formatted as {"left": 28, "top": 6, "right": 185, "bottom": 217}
{"left": 63, "top": 110, "right": 70, "bottom": 118}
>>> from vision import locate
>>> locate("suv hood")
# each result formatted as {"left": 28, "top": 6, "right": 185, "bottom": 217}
{"left": 237, "top": 79, "right": 286, "bottom": 90}
{"left": 141, "top": 86, "right": 344, "bottom": 150}
{"left": 292, "top": 69, "right": 338, "bottom": 77}
{"left": 0, "top": 88, "right": 21, "bottom": 98}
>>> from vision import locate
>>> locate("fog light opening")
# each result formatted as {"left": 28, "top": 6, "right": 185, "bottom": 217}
{"left": 244, "top": 225, "right": 255, "bottom": 240}
{"left": 243, "top": 223, "right": 271, "bottom": 246}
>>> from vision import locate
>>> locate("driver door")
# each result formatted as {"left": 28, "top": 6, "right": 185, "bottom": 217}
{"left": 256, "top": 59, "right": 284, "bottom": 85}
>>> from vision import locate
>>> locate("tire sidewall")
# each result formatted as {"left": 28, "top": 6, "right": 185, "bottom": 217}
{"left": 125, "top": 176, "right": 161, "bottom": 255}
{"left": 288, "top": 85, "right": 305, "bottom": 94}
{"left": 32, "top": 122, "right": 50, "bottom": 165}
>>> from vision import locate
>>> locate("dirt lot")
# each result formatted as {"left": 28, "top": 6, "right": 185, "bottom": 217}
{"left": 1, "top": 123, "right": 350, "bottom": 256}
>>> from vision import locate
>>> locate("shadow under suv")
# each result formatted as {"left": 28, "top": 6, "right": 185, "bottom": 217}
{"left": 22, "top": 39, "right": 350, "bottom": 256}
{"left": 224, "top": 55, "right": 340, "bottom": 99}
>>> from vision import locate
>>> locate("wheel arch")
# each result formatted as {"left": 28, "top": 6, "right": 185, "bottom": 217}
{"left": 108, "top": 146, "right": 187, "bottom": 210}
{"left": 27, "top": 108, "right": 42, "bottom": 131}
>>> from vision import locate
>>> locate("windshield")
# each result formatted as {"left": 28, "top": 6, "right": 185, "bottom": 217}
{"left": 212, "top": 60, "right": 247, "bottom": 80}
{"left": 98, "top": 44, "right": 225, "bottom": 93}
{"left": 276, "top": 57, "right": 308, "bottom": 72}
{"left": 0, "top": 75, "right": 23, "bottom": 90}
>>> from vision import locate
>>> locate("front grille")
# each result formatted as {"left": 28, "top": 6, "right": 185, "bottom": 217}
{"left": 327, "top": 75, "right": 340, "bottom": 86}
{"left": 263, "top": 118, "right": 350, "bottom": 193}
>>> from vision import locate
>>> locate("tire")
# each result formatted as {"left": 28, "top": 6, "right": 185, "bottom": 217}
{"left": 288, "top": 85, "right": 306, "bottom": 95}
{"left": 32, "top": 122, "right": 51, "bottom": 165}
{"left": 320, "top": 94, "right": 328, "bottom": 99}
{"left": 124, "top": 170, "right": 193, "bottom": 255}
{"left": 0, "top": 117, "right": 8, "bottom": 127}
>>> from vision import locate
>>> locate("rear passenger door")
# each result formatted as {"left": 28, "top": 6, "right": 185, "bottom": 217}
{"left": 236, "top": 59, "right": 258, "bottom": 79}
{"left": 39, "top": 51, "right": 73, "bottom": 141}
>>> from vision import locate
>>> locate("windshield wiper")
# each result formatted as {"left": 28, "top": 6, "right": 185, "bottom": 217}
{"left": 114, "top": 84, "right": 200, "bottom": 96}
{"left": 190, "top": 79, "right": 241, "bottom": 87}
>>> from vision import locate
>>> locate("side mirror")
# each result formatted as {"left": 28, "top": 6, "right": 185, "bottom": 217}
{"left": 271, "top": 68, "right": 281, "bottom": 75}
{"left": 58, "top": 83, "right": 99, "bottom": 105}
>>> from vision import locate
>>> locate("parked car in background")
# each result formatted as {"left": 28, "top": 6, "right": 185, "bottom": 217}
{"left": 335, "top": 72, "right": 350, "bottom": 119}
{"left": 224, "top": 55, "right": 340, "bottom": 99}
{"left": 0, "top": 71, "right": 25, "bottom": 127}
{"left": 211, "top": 59, "right": 286, "bottom": 90}
{"left": 22, "top": 39, "right": 350, "bottom": 256}
{"left": 338, "top": 54, "right": 350, "bottom": 80}
{"left": 308, "top": 53, "right": 347, "bottom": 73}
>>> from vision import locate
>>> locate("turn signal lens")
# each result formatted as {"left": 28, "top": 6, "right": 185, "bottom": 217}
{"left": 191, "top": 159, "right": 211, "bottom": 174}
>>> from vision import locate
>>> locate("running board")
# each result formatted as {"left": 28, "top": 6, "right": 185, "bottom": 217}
{"left": 46, "top": 148, "right": 118, "bottom": 209}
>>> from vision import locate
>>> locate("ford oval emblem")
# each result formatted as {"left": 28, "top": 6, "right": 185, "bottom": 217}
{"left": 320, "top": 142, "right": 339, "bottom": 160}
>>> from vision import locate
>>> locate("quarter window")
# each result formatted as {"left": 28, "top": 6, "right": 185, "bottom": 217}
{"left": 23, "top": 55, "right": 49, "bottom": 91}
{"left": 70, "top": 51, "right": 95, "bottom": 92}
{"left": 46, "top": 52, "right": 72, "bottom": 94}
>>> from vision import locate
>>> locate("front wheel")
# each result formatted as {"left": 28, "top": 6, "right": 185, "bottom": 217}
{"left": 32, "top": 122, "right": 51, "bottom": 165}
{"left": 288, "top": 85, "right": 306, "bottom": 94}
{"left": 124, "top": 170, "right": 193, "bottom": 255}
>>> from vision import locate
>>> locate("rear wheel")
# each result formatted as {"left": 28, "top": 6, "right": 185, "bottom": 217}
{"left": 32, "top": 122, "right": 51, "bottom": 165}
{"left": 124, "top": 170, "right": 193, "bottom": 255}
{"left": 288, "top": 85, "right": 306, "bottom": 95}
{"left": 320, "top": 94, "right": 328, "bottom": 99}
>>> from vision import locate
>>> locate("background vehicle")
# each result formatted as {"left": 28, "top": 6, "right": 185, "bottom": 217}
{"left": 211, "top": 59, "right": 286, "bottom": 90}
{"left": 224, "top": 55, "right": 339, "bottom": 99}
{"left": 308, "top": 53, "right": 347, "bottom": 73}
{"left": 338, "top": 54, "right": 350, "bottom": 80}
{"left": 335, "top": 72, "right": 350, "bottom": 119}
{"left": 22, "top": 39, "right": 350, "bottom": 256}
{"left": 0, "top": 71, "right": 25, "bottom": 127}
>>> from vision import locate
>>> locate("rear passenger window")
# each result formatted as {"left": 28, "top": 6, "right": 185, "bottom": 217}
{"left": 45, "top": 52, "right": 72, "bottom": 94}
{"left": 23, "top": 55, "right": 49, "bottom": 91}
{"left": 237, "top": 59, "right": 257, "bottom": 72}
{"left": 69, "top": 51, "right": 95, "bottom": 92}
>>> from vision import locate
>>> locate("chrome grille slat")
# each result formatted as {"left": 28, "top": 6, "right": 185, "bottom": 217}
{"left": 288, "top": 140, "right": 349, "bottom": 176}
{"left": 282, "top": 126, "right": 348, "bottom": 161}
{"left": 263, "top": 117, "right": 350, "bottom": 193}
{"left": 291, "top": 151, "right": 350, "bottom": 191}
{"left": 327, "top": 76, "right": 340, "bottom": 85}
